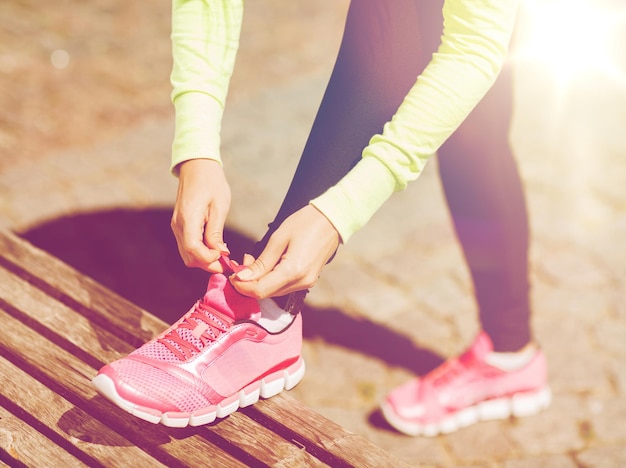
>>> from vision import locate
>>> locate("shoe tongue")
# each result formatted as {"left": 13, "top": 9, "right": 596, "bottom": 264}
{"left": 202, "top": 273, "right": 260, "bottom": 321}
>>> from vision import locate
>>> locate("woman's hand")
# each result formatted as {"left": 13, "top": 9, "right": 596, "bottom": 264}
{"left": 171, "top": 159, "right": 231, "bottom": 273}
{"left": 231, "top": 205, "right": 340, "bottom": 298}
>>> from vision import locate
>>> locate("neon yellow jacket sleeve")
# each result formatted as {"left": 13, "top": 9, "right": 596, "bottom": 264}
{"left": 170, "top": 0, "right": 519, "bottom": 241}
{"left": 170, "top": 0, "right": 243, "bottom": 175}
{"left": 310, "top": 0, "right": 520, "bottom": 241}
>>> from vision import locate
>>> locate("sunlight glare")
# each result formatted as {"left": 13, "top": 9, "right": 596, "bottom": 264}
{"left": 517, "top": 0, "right": 625, "bottom": 87}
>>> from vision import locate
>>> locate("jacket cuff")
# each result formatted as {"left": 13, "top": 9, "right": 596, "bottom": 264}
{"left": 171, "top": 92, "right": 224, "bottom": 176}
{"left": 310, "top": 157, "right": 398, "bottom": 243}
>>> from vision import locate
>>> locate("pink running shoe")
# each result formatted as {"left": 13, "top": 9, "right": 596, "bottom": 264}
{"left": 381, "top": 332, "right": 551, "bottom": 436}
{"left": 92, "top": 267, "right": 304, "bottom": 428}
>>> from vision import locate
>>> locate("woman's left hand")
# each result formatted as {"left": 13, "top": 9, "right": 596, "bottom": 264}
{"left": 230, "top": 205, "right": 340, "bottom": 299}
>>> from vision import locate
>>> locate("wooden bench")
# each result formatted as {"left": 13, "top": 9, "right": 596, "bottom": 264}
{"left": 0, "top": 229, "right": 408, "bottom": 467}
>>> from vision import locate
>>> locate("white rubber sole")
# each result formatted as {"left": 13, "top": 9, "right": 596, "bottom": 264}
{"left": 381, "top": 386, "right": 552, "bottom": 437}
{"left": 92, "top": 356, "right": 305, "bottom": 428}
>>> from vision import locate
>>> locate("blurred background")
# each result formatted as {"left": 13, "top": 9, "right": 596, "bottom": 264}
{"left": 1, "top": 0, "right": 625, "bottom": 466}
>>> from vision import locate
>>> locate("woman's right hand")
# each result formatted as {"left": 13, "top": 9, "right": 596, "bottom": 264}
{"left": 171, "top": 159, "right": 231, "bottom": 273}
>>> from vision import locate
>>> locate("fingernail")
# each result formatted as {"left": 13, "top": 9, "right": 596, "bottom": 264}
{"left": 219, "top": 242, "right": 230, "bottom": 254}
{"left": 236, "top": 268, "right": 253, "bottom": 280}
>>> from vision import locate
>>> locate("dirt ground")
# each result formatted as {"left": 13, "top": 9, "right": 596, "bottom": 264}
{"left": 0, "top": 0, "right": 348, "bottom": 172}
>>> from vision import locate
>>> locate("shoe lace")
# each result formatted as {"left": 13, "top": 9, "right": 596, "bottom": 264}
{"left": 429, "top": 359, "right": 463, "bottom": 387}
{"left": 428, "top": 350, "right": 476, "bottom": 388}
{"left": 157, "top": 301, "right": 231, "bottom": 361}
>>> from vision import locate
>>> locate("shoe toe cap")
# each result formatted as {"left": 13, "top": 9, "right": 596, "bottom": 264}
{"left": 95, "top": 359, "right": 211, "bottom": 414}
{"left": 384, "top": 378, "right": 425, "bottom": 418}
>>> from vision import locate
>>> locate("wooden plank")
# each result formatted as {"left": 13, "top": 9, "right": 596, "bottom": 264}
{"left": 246, "top": 395, "right": 412, "bottom": 468}
{"left": 0, "top": 459, "right": 16, "bottom": 468}
{"left": 204, "top": 413, "right": 327, "bottom": 468}
{"left": 0, "top": 264, "right": 135, "bottom": 367}
{"left": 1, "top": 358, "right": 157, "bottom": 468}
{"left": 0, "top": 406, "right": 86, "bottom": 468}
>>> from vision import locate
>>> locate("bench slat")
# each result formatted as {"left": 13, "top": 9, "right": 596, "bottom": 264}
{"left": 0, "top": 356, "right": 166, "bottom": 468}
{"left": 0, "top": 230, "right": 163, "bottom": 348}
{"left": 0, "top": 263, "right": 134, "bottom": 367}
{"left": 247, "top": 395, "right": 411, "bottom": 468}
{"left": 203, "top": 413, "right": 327, "bottom": 468}
{"left": 0, "top": 405, "right": 86, "bottom": 468}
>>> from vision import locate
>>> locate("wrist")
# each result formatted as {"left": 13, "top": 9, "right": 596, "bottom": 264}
{"left": 308, "top": 203, "right": 343, "bottom": 246}
{"left": 178, "top": 158, "right": 223, "bottom": 178}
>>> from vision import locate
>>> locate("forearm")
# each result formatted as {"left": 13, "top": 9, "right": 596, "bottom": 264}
{"left": 170, "top": 0, "right": 244, "bottom": 174}
{"left": 312, "top": 0, "right": 520, "bottom": 242}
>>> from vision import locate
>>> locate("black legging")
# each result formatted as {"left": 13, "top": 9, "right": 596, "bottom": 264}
{"left": 255, "top": 0, "right": 531, "bottom": 352}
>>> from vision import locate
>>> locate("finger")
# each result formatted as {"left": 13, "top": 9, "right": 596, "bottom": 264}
{"left": 232, "top": 253, "right": 314, "bottom": 298}
{"left": 185, "top": 242, "right": 224, "bottom": 272}
{"left": 175, "top": 243, "right": 224, "bottom": 273}
{"left": 240, "top": 253, "right": 256, "bottom": 267}
{"left": 173, "top": 218, "right": 224, "bottom": 272}
{"left": 205, "top": 231, "right": 229, "bottom": 254}
{"left": 232, "top": 266, "right": 306, "bottom": 299}
{"left": 235, "top": 237, "right": 284, "bottom": 281}
{"left": 204, "top": 207, "right": 229, "bottom": 254}
{"left": 205, "top": 255, "right": 226, "bottom": 273}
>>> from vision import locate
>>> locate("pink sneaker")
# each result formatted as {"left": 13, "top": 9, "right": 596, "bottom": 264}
{"left": 381, "top": 332, "right": 551, "bottom": 436}
{"left": 92, "top": 267, "right": 304, "bottom": 428}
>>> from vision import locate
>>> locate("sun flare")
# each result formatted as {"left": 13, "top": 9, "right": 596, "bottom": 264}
{"left": 515, "top": 0, "right": 626, "bottom": 88}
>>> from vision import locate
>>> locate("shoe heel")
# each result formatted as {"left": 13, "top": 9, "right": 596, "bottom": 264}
{"left": 285, "top": 357, "right": 306, "bottom": 390}
{"left": 260, "top": 356, "right": 305, "bottom": 398}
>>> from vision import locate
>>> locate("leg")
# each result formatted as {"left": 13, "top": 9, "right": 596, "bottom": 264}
{"left": 437, "top": 58, "right": 532, "bottom": 353}
{"left": 255, "top": 0, "right": 437, "bottom": 256}
{"left": 384, "top": 121, "right": 550, "bottom": 436}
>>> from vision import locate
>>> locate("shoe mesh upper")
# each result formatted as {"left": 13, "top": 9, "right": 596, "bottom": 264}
{"left": 134, "top": 330, "right": 195, "bottom": 363}
{"left": 110, "top": 358, "right": 212, "bottom": 413}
